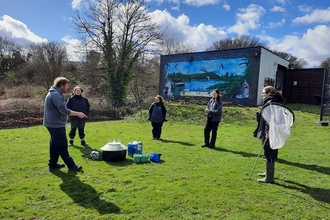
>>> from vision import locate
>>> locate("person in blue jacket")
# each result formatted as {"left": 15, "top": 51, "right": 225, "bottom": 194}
{"left": 148, "top": 95, "right": 167, "bottom": 140}
{"left": 66, "top": 86, "right": 90, "bottom": 146}
{"left": 202, "top": 89, "right": 223, "bottom": 149}
{"left": 44, "top": 77, "right": 87, "bottom": 172}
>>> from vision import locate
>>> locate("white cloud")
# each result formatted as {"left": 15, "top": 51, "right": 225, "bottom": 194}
{"left": 71, "top": 0, "right": 82, "bottom": 10}
{"left": 262, "top": 25, "right": 330, "bottom": 67}
{"left": 276, "top": 0, "right": 286, "bottom": 5}
{"left": 149, "top": 10, "right": 227, "bottom": 51}
{"left": 267, "top": 19, "right": 285, "bottom": 28}
{"left": 183, "top": 0, "right": 220, "bottom": 7}
{"left": 62, "top": 35, "right": 85, "bottom": 62}
{"left": 223, "top": 4, "right": 230, "bottom": 11}
{"left": 293, "top": 7, "right": 330, "bottom": 24}
{"left": 298, "top": 5, "right": 312, "bottom": 13}
{"left": 228, "top": 4, "right": 265, "bottom": 35}
{"left": 0, "top": 15, "right": 47, "bottom": 45}
{"left": 270, "top": 6, "right": 286, "bottom": 13}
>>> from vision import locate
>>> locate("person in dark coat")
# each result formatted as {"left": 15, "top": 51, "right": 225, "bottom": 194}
{"left": 66, "top": 86, "right": 90, "bottom": 146}
{"left": 202, "top": 89, "right": 223, "bottom": 149}
{"left": 148, "top": 95, "right": 167, "bottom": 140}
{"left": 274, "top": 87, "right": 287, "bottom": 104}
{"left": 254, "top": 86, "right": 284, "bottom": 183}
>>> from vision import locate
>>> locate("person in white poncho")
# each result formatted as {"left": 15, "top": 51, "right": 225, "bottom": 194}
{"left": 254, "top": 86, "right": 292, "bottom": 183}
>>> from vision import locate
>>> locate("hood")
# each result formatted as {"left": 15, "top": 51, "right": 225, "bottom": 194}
{"left": 49, "top": 86, "right": 61, "bottom": 93}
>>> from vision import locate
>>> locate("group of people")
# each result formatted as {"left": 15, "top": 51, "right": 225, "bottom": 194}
{"left": 44, "top": 76, "right": 284, "bottom": 183}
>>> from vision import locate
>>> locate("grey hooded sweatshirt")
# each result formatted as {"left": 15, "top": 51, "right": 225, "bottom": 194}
{"left": 43, "top": 86, "right": 71, "bottom": 128}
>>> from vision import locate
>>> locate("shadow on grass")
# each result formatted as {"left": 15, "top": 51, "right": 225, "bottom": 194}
{"left": 211, "top": 147, "right": 259, "bottom": 158}
{"left": 72, "top": 144, "right": 144, "bottom": 166}
{"left": 276, "top": 179, "right": 330, "bottom": 205}
{"left": 106, "top": 159, "right": 166, "bottom": 166}
{"left": 106, "top": 159, "right": 134, "bottom": 166}
{"left": 51, "top": 170, "right": 120, "bottom": 214}
{"left": 276, "top": 158, "right": 330, "bottom": 175}
{"left": 157, "top": 138, "right": 195, "bottom": 146}
{"left": 71, "top": 144, "right": 97, "bottom": 158}
{"left": 211, "top": 147, "right": 330, "bottom": 176}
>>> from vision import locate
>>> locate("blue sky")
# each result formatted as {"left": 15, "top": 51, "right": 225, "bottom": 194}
{"left": 0, "top": 0, "right": 329, "bottom": 67}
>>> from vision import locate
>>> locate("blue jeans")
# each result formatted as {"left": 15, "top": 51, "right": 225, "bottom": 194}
{"left": 47, "top": 127, "right": 75, "bottom": 168}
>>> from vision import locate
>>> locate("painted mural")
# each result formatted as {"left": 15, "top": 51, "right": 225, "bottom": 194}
{"left": 163, "top": 58, "right": 251, "bottom": 99}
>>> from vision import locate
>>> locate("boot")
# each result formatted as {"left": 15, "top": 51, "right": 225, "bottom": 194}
{"left": 257, "top": 172, "right": 266, "bottom": 176}
{"left": 258, "top": 162, "right": 275, "bottom": 183}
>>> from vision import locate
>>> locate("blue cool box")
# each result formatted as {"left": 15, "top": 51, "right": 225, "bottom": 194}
{"left": 127, "top": 141, "right": 143, "bottom": 156}
{"left": 127, "top": 143, "right": 137, "bottom": 156}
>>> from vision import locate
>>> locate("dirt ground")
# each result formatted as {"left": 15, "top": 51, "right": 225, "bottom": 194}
{"left": 0, "top": 98, "right": 120, "bottom": 129}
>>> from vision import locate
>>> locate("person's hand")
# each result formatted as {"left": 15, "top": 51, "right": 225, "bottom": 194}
{"left": 265, "top": 133, "right": 269, "bottom": 139}
{"left": 78, "top": 112, "right": 87, "bottom": 118}
{"left": 204, "top": 108, "right": 209, "bottom": 113}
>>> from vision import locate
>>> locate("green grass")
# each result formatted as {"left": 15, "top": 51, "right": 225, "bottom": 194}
{"left": 1, "top": 104, "right": 329, "bottom": 219}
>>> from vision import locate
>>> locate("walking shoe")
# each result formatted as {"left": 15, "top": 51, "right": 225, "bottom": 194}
{"left": 49, "top": 163, "right": 65, "bottom": 171}
{"left": 81, "top": 140, "right": 88, "bottom": 146}
{"left": 201, "top": 144, "right": 209, "bottom": 148}
{"left": 69, "top": 165, "right": 83, "bottom": 172}
{"left": 69, "top": 140, "right": 74, "bottom": 146}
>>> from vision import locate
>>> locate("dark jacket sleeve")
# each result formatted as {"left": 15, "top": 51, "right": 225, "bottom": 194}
{"left": 86, "top": 98, "right": 90, "bottom": 115}
{"left": 148, "top": 103, "right": 154, "bottom": 120}
{"left": 161, "top": 104, "right": 167, "bottom": 121}
{"left": 66, "top": 97, "right": 72, "bottom": 109}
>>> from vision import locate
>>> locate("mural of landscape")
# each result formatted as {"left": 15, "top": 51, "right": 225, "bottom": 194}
{"left": 163, "top": 58, "right": 251, "bottom": 99}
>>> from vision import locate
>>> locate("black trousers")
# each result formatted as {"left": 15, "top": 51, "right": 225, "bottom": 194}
{"left": 151, "top": 122, "right": 163, "bottom": 139}
{"left": 263, "top": 138, "right": 278, "bottom": 163}
{"left": 47, "top": 127, "right": 75, "bottom": 168}
{"left": 69, "top": 118, "right": 86, "bottom": 139}
{"left": 204, "top": 117, "right": 219, "bottom": 147}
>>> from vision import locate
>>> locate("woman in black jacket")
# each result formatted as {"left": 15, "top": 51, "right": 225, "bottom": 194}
{"left": 202, "top": 89, "right": 223, "bottom": 149}
{"left": 148, "top": 95, "right": 167, "bottom": 140}
{"left": 66, "top": 86, "right": 90, "bottom": 146}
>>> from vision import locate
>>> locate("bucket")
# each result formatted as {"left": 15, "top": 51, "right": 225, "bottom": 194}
{"left": 127, "top": 142, "right": 137, "bottom": 157}
{"left": 136, "top": 141, "right": 143, "bottom": 154}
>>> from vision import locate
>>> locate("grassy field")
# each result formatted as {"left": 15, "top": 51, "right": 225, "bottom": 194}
{"left": 0, "top": 103, "right": 329, "bottom": 219}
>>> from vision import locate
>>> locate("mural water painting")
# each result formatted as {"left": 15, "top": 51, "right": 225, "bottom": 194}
{"left": 164, "top": 58, "right": 251, "bottom": 99}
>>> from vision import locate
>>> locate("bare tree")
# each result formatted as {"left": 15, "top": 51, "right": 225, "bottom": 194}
{"left": 207, "top": 35, "right": 308, "bottom": 69}
{"left": 27, "top": 42, "right": 67, "bottom": 90}
{"left": 159, "top": 35, "right": 194, "bottom": 55}
{"left": 73, "top": 0, "right": 163, "bottom": 107}
{"left": 206, "top": 35, "right": 269, "bottom": 51}
{"left": 272, "top": 50, "right": 308, "bottom": 69}
{"left": 0, "top": 37, "right": 26, "bottom": 82}
{"left": 79, "top": 50, "right": 103, "bottom": 91}
{"left": 128, "top": 54, "right": 159, "bottom": 105}
{"left": 320, "top": 57, "right": 330, "bottom": 69}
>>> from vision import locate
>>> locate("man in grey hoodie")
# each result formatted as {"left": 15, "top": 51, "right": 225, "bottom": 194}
{"left": 44, "top": 77, "right": 87, "bottom": 171}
